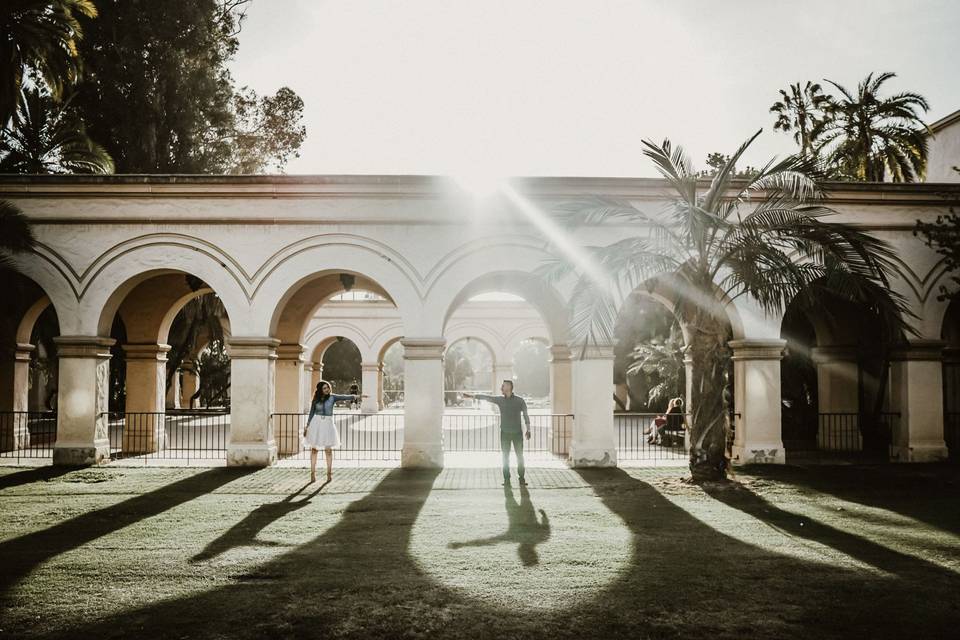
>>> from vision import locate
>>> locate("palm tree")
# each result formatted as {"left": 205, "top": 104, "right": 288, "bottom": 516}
{"left": 818, "top": 72, "right": 929, "bottom": 182}
{"left": 627, "top": 325, "right": 685, "bottom": 409}
{"left": 0, "top": 201, "right": 35, "bottom": 273}
{"left": 543, "top": 130, "right": 911, "bottom": 481}
{"left": 770, "top": 81, "right": 833, "bottom": 158}
{"left": 0, "top": 87, "right": 113, "bottom": 173}
{"left": 0, "top": 0, "right": 98, "bottom": 127}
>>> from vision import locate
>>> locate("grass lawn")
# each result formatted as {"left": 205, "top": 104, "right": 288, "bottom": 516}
{"left": 0, "top": 463, "right": 958, "bottom": 639}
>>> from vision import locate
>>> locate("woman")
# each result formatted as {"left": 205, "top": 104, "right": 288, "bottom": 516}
{"left": 304, "top": 380, "right": 365, "bottom": 483}
{"left": 649, "top": 397, "right": 684, "bottom": 445}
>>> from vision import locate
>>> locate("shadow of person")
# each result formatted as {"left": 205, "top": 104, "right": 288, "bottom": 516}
{"left": 191, "top": 480, "right": 330, "bottom": 562}
{"left": 0, "top": 467, "right": 254, "bottom": 595}
{"left": 448, "top": 485, "right": 550, "bottom": 566}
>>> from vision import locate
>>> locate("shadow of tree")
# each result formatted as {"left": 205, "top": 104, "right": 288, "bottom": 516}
{"left": 0, "top": 465, "right": 73, "bottom": 490}
{"left": 0, "top": 467, "right": 254, "bottom": 595}
{"left": 448, "top": 485, "right": 550, "bottom": 566}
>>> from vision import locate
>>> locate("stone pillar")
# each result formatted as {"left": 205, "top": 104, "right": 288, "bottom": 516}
{"left": 180, "top": 360, "right": 199, "bottom": 409}
{"left": 570, "top": 344, "right": 617, "bottom": 467}
{"left": 549, "top": 345, "right": 573, "bottom": 455}
{"left": 729, "top": 339, "right": 787, "bottom": 466}
{"left": 52, "top": 336, "right": 114, "bottom": 466}
{"left": 683, "top": 349, "right": 694, "bottom": 451}
{"left": 493, "top": 363, "right": 515, "bottom": 391}
{"left": 274, "top": 343, "right": 305, "bottom": 455}
{"left": 312, "top": 362, "right": 322, "bottom": 388}
{"left": 165, "top": 368, "right": 181, "bottom": 410}
{"left": 360, "top": 361, "right": 380, "bottom": 413}
{"left": 812, "top": 346, "right": 861, "bottom": 451}
{"left": 301, "top": 362, "right": 314, "bottom": 412}
{"left": 888, "top": 340, "right": 949, "bottom": 462}
{"left": 401, "top": 338, "right": 445, "bottom": 468}
{"left": 227, "top": 337, "right": 279, "bottom": 467}
{"left": 0, "top": 344, "right": 35, "bottom": 451}
{"left": 122, "top": 343, "right": 170, "bottom": 453}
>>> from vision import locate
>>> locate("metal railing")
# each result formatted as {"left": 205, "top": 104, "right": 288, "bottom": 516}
{"left": 104, "top": 411, "right": 230, "bottom": 461}
{"left": 0, "top": 411, "right": 56, "bottom": 461}
{"left": 615, "top": 413, "right": 688, "bottom": 460}
{"left": 441, "top": 413, "right": 572, "bottom": 454}
{"left": 272, "top": 412, "right": 403, "bottom": 460}
{"left": 814, "top": 412, "right": 897, "bottom": 455}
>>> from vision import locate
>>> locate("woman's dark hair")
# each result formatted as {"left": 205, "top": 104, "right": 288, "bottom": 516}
{"left": 312, "top": 380, "right": 332, "bottom": 406}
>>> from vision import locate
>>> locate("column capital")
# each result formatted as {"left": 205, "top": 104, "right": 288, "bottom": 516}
{"left": 890, "top": 339, "right": 946, "bottom": 362}
{"left": 549, "top": 344, "right": 572, "bottom": 362}
{"left": 728, "top": 339, "right": 786, "bottom": 361}
{"left": 810, "top": 345, "right": 859, "bottom": 364}
{"left": 122, "top": 343, "right": 172, "bottom": 361}
{"left": 227, "top": 336, "right": 280, "bottom": 360}
{"left": 14, "top": 343, "right": 35, "bottom": 361}
{"left": 361, "top": 361, "right": 381, "bottom": 372}
{"left": 401, "top": 338, "right": 445, "bottom": 360}
{"left": 276, "top": 343, "right": 306, "bottom": 362}
{"left": 54, "top": 336, "right": 115, "bottom": 359}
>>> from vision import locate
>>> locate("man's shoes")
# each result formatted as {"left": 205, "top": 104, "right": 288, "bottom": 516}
{"left": 502, "top": 479, "right": 512, "bottom": 486}
{"left": 518, "top": 478, "right": 528, "bottom": 486}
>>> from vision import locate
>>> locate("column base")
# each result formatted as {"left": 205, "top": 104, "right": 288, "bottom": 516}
{"left": 401, "top": 443, "right": 444, "bottom": 468}
{"left": 890, "top": 443, "right": 949, "bottom": 463}
{"left": 53, "top": 441, "right": 110, "bottom": 466}
{"left": 569, "top": 446, "right": 617, "bottom": 468}
{"left": 731, "top": 443, "right": 786, "bottom": 466}
{"left": 227, "top": 442, "right": 277, "bottom": 467}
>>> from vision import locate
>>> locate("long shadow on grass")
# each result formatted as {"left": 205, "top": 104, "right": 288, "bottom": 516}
{"left": 28, "top": 468, "right": 960, "bottom": 640}
{"left": 0, "top": 467, "right": 253, "bottom": 595}
{"left": 0, "top": 465, "right": 73, "bottom": 490}
{"left": 734, "top": 464, "right": 960, "bottom": 536}
{"left": 191, "top": 481, "right": 329, "bottom": 562}
{"left": 448, "top": 485, "right": 550, "bottom": 566}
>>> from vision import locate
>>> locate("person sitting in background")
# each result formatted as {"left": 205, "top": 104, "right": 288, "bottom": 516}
{"left": 649, "top": 397, "right": 684, "bottom": 445}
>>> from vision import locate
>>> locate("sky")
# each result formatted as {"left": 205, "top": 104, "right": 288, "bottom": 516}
{"left": 230, "top": 0, "right": 960, "bottom": 178}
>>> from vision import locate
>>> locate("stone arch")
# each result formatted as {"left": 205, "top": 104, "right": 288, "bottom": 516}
{"left": 304, "top": 322, "right": 379, "bottom": 363}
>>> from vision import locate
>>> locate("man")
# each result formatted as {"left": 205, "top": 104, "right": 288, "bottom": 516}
{"left": 464, "top": 380, "right": 531, "bottom": 486}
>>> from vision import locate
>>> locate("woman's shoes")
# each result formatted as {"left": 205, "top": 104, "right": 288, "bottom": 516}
{"left": 326, "top": 471, "right": 333, "bottom": 482}
{"left": 310, "top": 472, "right": 317, "bottom": 484}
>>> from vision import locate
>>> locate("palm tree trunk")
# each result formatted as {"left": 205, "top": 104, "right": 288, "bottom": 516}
{"left": 687, "top": 309, "right": 729, "bottom": 482}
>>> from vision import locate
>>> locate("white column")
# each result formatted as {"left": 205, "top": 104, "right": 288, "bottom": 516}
{"left": 729, "top": 339, "right": 787, "bottom": 465}
{"left": 0, "top": 344, "right": 34, "bottom": 451}
{"left": 683, "top": 348, "right": 694, "bottom": 451}
{"left": 549, "top": 345, "right": 573, "bottom": 455}
{"left": 401, "top": 338, "right": 445, "bottom": 468}
{"left": 123, "top": 343, "right": 170, "bottom": 453}
{"left": 360, "top": 361, "right": 380, "bottom": 413}
{"left": 889, "top": 340, "right": 949, "bottom": 462}
{"left": 227, "top": 337, "right": 279, "bottom": 467}
{"left": 301, "top": 362, "right": 314, "bottom": 412}
{"left": 180, "top": 360, "right": 199, "bottom": 409}
{"left": 274, "top": 343, "right": 305, "bottom": 455}
{"left": 812, "top": 345, "right": 861, "bottom": 451}
{"left": 570, "top": 343, "right": 617, "bottom": 467}
{"left": 493, "top": 363, "right": 515, "bottom": 390}
{"left": 52, "top": 336, "right": 114, "bottom": 466}
{"left": 165, "top": 367, "right": 181, "bottom": 410}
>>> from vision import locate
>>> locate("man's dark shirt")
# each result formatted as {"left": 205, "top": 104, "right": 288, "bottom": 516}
{"left": 475, "top": 394, "right": 531, "bottom": 432}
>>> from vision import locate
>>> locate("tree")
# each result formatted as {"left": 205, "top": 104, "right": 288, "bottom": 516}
{"left": 0, "top": 201, "right": 35, "bottom": 274}
{"left": 818, "top": 72, "right": 929, "bottom": 182}
{"left": 72, "top": 0, "right": 305, "bottom": 173}
{"left": 627, "top": 324, "right": 685, "bottom": 410}
{"left": 0, "top": 0, "right": 97, "bottom": 128}
{"left": 700, "top": 152, "right": 758, "bottom": 179}
{"left": 770, "top": 81, "right": 832, "bottom": 158}
{"left": 0, "top": 87, "right": 113, "bottom": 173}
{"left": 543, "top": 130, "right": 910, "bottom": 481}
{"left": 915, "top": 168, "right": 960, "bottom": 302}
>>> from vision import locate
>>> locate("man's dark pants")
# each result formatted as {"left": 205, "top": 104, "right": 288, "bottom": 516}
{"left": 500, "top": 430, "right": 525, "bottom": 482}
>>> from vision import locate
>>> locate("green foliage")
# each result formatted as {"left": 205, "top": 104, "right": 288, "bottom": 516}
{"left": 0, "top": 200, "right": 36, "bottom": 274}
{"left": 321, "top": 338, "right": 361, "bottom": 393}
{"left": 914, "top": 170, "right": 960, "bottom": 301}
{"left": 0, "top": 0, "right": 97, "bottom": 127}
{"left": 0, "top": 86, "right": 113, "bottom": 173}
{"left": 165, "top": 288, "right": 229, "bottom": 401}
{"left": 772, "top": 73, "right": 929, "bottom": 182}
{"left": 627, "top": 324, "right": 685, "bottom": 410}
{"left": 542, "top": 130, "right": 911, "bottom": 480}
{"left": 196, "top": 339, "right": 230, "bottom": 407}
{"left": 71, "top": 0, "right": 305, "bottom": 173}
{"left": 700, "top": 152, "right": 758, "bottom": 178}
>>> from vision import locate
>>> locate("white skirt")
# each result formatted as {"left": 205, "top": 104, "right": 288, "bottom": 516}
{"left": 303, "top": 415, "right": 341, "bottom": 449}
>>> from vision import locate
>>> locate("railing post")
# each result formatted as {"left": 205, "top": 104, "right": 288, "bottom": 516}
{"left": 52, "top": 336, "right": 114, "bottom": 466}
